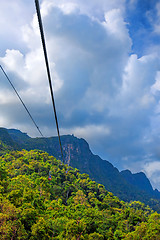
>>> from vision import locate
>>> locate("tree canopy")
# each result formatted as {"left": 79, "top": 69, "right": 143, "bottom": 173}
{"left": 0, "top": 149, "right": 160, "bottom": 239}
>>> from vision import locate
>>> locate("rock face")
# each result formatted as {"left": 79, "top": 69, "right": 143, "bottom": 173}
{"left": 1, "top": 127, "right": 160, "bottom": 208}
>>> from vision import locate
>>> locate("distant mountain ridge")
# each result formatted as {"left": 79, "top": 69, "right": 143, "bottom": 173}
{"left": 1, "top": 127, "right": 160, "bottom": 211}
{"left": 120, "top": 170, "right": 153, "bottom": 193}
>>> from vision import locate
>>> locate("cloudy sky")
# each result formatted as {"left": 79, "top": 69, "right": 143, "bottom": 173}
{"left": 1, "top": 0, "right": 160, "bottom": 189}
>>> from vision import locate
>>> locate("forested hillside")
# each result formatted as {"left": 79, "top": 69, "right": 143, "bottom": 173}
{"left": 1, "top": 127, "right": 160, "bottom": 212}
{"left": 1, "top": 148, "right": 160, "bottom": 239}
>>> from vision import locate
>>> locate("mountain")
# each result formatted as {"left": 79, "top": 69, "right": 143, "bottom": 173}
{"left": 1, "top": 148, "right": 159, "bottom": 239}
{"left": 7, "top": 128, "right": 30, "bottom": 144}
{"left": 120, "top": 169, "right": 160, "bottom": 200}
{"left": 120, "top": 170, "right": 153, "bottom": 193}
{"left": 0, "top": 127, "right": 19, "bottom": 149}
{"left": 1, "top": 127, "right": 160, "bottom": 211}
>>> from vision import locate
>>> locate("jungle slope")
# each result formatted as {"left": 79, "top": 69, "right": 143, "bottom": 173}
{"left": 3, "top": 127, "right": 160, "bottom": 212}
{"left": 1, "top": 149, "right": 160, "bottom": 239}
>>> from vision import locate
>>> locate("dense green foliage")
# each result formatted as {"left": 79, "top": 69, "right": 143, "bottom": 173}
{"left": 1, "top": 149, "right": 160, "bottom": 239}
{"left": 0, "top": 140, "right": 14, "bottom": 155}
{"left": 1, "top": 128, "right": 160, "bottom": 211}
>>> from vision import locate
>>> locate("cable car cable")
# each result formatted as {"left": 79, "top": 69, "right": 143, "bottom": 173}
{"left": 34, "top": 0, "right": 64, "bottom": 163}
{"left": 0, "top": 64, "right": 44, "bottom": 137}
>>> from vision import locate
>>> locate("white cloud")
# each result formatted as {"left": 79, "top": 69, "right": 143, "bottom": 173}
{"left": 41, "top": 0, "right": 125, "bottom": 20}
{"left": 0, "top": 1, "right": 35, "bottom": 54}
{"left": 153, "top": 2, "right": 160, "bottom": 34}
{"left": 104, "top": 9, "right": 130, "bottom": 43}
{"left": 1, "top": 50, "right": 25, "bottom": 77}
{"left": 0, "top": 0, "right": 131, "bottom": 134}
{"left": 142, "top": 161, "right": 160, "bottom": 189}
{"left": 62, "top": 124, "right": 111, "bottom": 139}
{"left": 128, "top": 0, "right": 137, "bottom": 8}
{"left": 151, "top": 71, "right": 160, "bottom": 95}
{"left": 144, "top": 161, "right": 160, "bottom": 178}
{"left": 146, "top": 2, "right": 160, "bottom": 35}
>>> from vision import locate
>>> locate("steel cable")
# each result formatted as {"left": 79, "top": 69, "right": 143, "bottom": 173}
{"left": 34, "top": 0, "right": 64, "bottom": 163}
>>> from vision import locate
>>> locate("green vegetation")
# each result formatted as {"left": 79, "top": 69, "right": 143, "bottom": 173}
{"left": 1, "top": 149, "right": 160, "bottom": 239}
{"left": 0, "top": 140, "right": 14, "bottom": 155}
{"left": 1, "top": 128, "right": 160, "bottom": 212}
{"left": 2, "top": 128, "right": 160, "bottom": 212}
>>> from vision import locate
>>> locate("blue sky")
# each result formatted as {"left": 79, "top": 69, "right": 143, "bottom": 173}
{"left": 0, "top": 0, "right": 160, "bottom": 189}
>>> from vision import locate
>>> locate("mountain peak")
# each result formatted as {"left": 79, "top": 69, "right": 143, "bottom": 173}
{"left": 120, "top": 169, "right": 153, "bottom": 193}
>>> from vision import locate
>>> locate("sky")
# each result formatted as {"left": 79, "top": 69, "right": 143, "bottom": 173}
{"left": 0, "top": 0, "right": 160, "bottom": 189}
